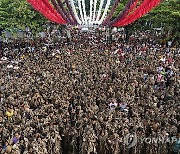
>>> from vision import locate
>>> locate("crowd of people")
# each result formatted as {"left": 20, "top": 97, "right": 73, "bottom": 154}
{"left": 0, "top": 29, "right": 179, "bottom": 154}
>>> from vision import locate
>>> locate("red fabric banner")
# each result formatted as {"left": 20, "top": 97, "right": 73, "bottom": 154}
{"left": 122, "top": 0, "right": 161, "bottom": 26}
{"left": 120, "top": 0, "right": 139, "bottom": 22}
{"left": 42, "top": 0, "right": 66, "bottom": 23}
{"left": 27, "top": 0, "right": 66, "bottom": 24}
{"left": 114, "top": 0, "right": 151, "bottom": 26}
{"left": 114, "top": 0, "right": 161, "bottom": 27}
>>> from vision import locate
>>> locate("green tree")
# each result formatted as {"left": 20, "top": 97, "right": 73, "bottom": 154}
{"left": 142, "top": 0, "right": 180, "bottom": 43}
{"left": 0, "top": 0, "right": 46, "bottom": 33}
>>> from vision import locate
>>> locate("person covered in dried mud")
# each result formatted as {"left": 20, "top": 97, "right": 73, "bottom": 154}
{"left": 0, "top": 30, "right": 179, "bottom": 154}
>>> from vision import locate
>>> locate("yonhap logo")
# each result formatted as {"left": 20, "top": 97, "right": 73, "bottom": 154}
{"left": 124, "top": 133, "right": 178, "bottom": 148}
{"left": 124, "top": 133, "right": 137, "bottom": 148}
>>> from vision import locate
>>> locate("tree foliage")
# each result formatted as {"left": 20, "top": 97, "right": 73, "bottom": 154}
{"left": 145, "top": 0, "right": 180, "bottom": 33}
{"left": 0, "top": 0, "right": 46, "bottom": 32}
